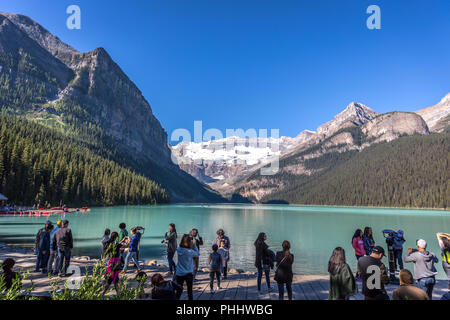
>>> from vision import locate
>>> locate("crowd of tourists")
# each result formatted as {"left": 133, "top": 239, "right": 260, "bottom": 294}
{"left": 1, "top": 220, "right": 449, "bottom": 301}
{"left": 330, "top": 227, "right": 450, "bottom": 300}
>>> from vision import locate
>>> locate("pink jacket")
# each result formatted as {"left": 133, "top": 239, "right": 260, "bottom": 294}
{"left": 352, "top": 237, "right": 365, "bottom": 256}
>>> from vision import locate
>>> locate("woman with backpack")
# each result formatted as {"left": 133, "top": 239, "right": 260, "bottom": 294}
{"left": 437, "top": 232, "right": 450, "bottom": 290}
{"left": 254, "top": 232, "right": 273, "bottom": 293}
{"left": 328, "top": 247, "right": 357, "bottom": 300}
{"left": 151, "top": 273, "right": 182, "bottom": 300}
{"left": 274, "top": 240, "right": 294, "bottom": 300}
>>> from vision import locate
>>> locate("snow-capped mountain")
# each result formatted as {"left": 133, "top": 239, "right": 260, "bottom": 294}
{"left": 171, "top": 130, "right": 315, "bottom": 184}
{"left": 415, "top": 92, "right": 450, "bottom": 132}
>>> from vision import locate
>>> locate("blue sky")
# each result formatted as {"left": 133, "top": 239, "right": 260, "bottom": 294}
{"left": 2, "top": 0, "right": 450, "bottom": 142}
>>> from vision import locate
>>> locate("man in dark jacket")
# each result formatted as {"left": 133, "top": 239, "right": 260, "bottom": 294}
{"left": 358, "top": 246, "right": 390, "bottom": 300}
{"left": 190, "top": 228, "right": 203, "bottom": 279}
{"left": 53, "top": 220, "right": 73, "bottom": 277}
{"left": 34, "top": 221, "right": 53, "bottom": 273}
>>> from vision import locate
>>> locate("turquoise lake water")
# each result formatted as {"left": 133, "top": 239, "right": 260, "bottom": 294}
{"left": 0, "top": 204, "right": 449, "bottom": 279}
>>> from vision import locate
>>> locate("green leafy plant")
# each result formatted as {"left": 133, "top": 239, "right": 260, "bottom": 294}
{"left": 49, "top": 258, "right": 148, "bottom": 300}
{"left": 0, "top": 267, "right": 36, "bottom": 300}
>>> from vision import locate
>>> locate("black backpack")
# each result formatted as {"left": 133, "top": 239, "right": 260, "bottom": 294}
{"left": 265, "top": 249, "right": 276, "bottom": 269}
{"left": 152, "top": 281, "right": 177, "bottom": 300}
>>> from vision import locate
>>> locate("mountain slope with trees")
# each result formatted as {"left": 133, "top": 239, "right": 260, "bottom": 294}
{"left": 236, "top": 131, "right": 449, "bottom": 208}
{"left": 0, "top": 114, "right": 168, "bottom": 206}
{"left": 0, "top": 12, "right": 225, "bottom": 204}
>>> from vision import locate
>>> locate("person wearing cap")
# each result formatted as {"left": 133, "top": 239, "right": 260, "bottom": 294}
{"left": 404, "top": 239, "right": 438, "bottom": 299}
{"left": 34, "top": 221, "right": 53, "bottom": 273}
{"left": 47, "top": 220, "right": 62, "bottom": 275}
{"left": 392, "top": 269, "right": 429, "bottom": 300}
{"left": 393, "top": 230, "right": 406, "bottom": 270}
{"left": 357, "top": 245, "right": 390, "bottom": 300}
{"left": 53, "top": 219, "right": 73, "bottom": 277}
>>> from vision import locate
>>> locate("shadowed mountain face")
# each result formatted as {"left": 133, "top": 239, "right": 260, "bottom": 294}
{"left": 0, "top": 12, "right": 224, "bottom": 203}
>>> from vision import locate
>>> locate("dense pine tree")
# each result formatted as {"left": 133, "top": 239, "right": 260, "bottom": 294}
{"left": 252, "top": 132, "right": 449, "bottom": 208}
{"left": 0, "top": 114, "right": 168, "bottom": 207}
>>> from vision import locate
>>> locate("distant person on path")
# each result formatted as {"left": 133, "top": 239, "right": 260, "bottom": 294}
{"left": 254, "top": 232, "right": 273, "bottom": 293}
{"left": 351, "top": 229, "right": 365, "bottom": 281}
{"left": 35, "top": 221, "right": 53, "bottom": 273}
{"left": 121, "top": 228, "right": 142, "bottom": 273}
{"left": 53, "top": 220, "right": 73, "bottom": 277}
{"left": 101, "top": 228, "right": 111, "bottom": 257}
{"left": 328, "top": 247, "right": 357, "bottom": 300}
{"left": 275, "top": 240, "right": 294, "bottom": 300}
{"left": 162, "top": 223, "right": 177, "bottom": 275}
{"left": 358, "top": 246, "right": 390, "bottom": 300}
{"left": 392, "top": 269, "right": 429, "bottom": 300}
{"left": 151, "top": 273, "right": 182, "bottom": 300}
{"left": 215, "top": 229, "right": 230, "bottom": 278}
{"left": 404, "top": 239, "right": 438, "bottom": 299}
{"left": 1, "top": 258, "right": 18, "bottom": 290}
{"left": 209, "top": 244, "right": 223, "bottom": 293}
{"left": 102, "top": 232, "right": 121, "bottom": 295}
{"left": 393, "top": 230, "right": 406, "bottom": 270}
{"left": 362, "top": 227, "right": 375, "bottom": 256}
{"left": 175, "top": 234, "right": 199, "bottom": 300}
{"left": 436, "top": 232, "right": 450, "bottom": 290}
{"left": 190, "top": 228, "right": 203, "bottom": 279}
{"left": 218, "top": 240, "right": 229, "bottom": 278}
{"left": 47, "top": 220, "right": 62, "bottom": 275}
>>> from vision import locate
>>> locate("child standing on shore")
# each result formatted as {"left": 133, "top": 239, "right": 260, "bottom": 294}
{"left": 218, "top": 240, "right": 229, "bottom": 279}
{"left": 209, "top": 244, "right": 223, "bottom": 293}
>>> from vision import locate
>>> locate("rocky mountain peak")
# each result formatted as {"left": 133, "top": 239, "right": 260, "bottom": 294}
{"left": 415, "top": 92, "right": 450, "bottom": 132}
{"left": 439, "top": 92, "right": 450, "bottom": 104}
{"left": 0, "top": 12, "right": 78, "bottom": 57}
{"left": 316, "top": 102, "right": 379, "bottom": 139}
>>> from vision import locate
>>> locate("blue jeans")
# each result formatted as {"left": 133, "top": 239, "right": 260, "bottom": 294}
{"left": 257, "top": 264, "right": 271, "bottom": 291}
{"left": 35, "top": 249, "right": 49, "bottom": 272}
{"left": 57, "top": 247, "right": 71, "bottom": 276}
{"left": 123, "top": 251, "right": 140, "bottom": 272}
{"left": 417, "top": 276, "right": 435, "bottom": 300}
{"left": 394, "top": 249, "right": 403, "bottom": 270}
{"left": 47, "top": 249, "right": 58, "bottom": 274}
{"left": 167, "top": 251, "right": 176, "bottom": 273}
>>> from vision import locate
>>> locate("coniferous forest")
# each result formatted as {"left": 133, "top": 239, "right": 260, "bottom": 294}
{"left": 0, "top": 114, "right": 169, "bottom": 207}
{"left": 258, "top": 132, "right": 449, "bottom": 208}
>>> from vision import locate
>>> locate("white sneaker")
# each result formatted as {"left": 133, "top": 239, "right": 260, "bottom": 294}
{"left": 217, "top": 286, "right": 221, "bottom": 290}
{"left": 210, "top": 289, "right": 215, "bottom": 294}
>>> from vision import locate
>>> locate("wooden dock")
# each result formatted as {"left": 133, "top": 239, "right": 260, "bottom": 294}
{"left": 181, "top": 272, "right": 449, "bottom": 300}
